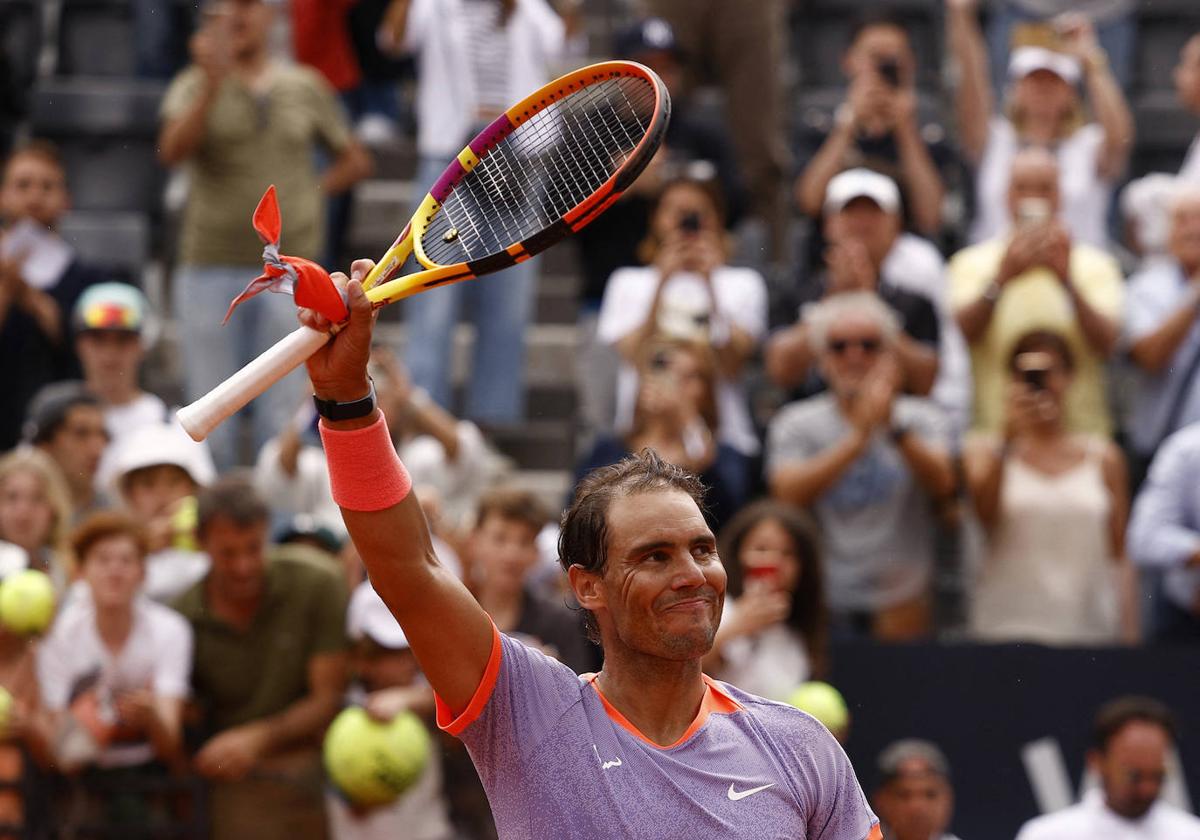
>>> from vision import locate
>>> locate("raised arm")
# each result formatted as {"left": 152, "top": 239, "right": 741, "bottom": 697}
{"left": 158, "top": 21, "right": 230, "bottom": 166}
{"left": 945, "top": 0, "right": 993, "bottom": 166}
{"left": 302, "top": 261, "right": 494, "bottom": 717}
{"left": 1060, "top": 15, "right": 1133, "bottom": 181}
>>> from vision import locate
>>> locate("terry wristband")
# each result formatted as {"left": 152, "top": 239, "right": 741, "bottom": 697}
{"left": 319, "top": 413, "right": 412, "bottom": 511}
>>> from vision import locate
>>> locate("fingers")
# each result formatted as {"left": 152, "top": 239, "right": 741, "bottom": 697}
{"left": 350, "top": 258, "right": 377, "bottom": 282}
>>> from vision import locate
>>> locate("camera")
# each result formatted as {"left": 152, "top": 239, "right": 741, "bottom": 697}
{"left": 877, "top": 58, "right": 902, "bottom": 88}
{"left": 1015, "top": 351, "right": 1052, "bottom": 391}
{"left": 679, "top": 212, "right": 702, "bottom": 233}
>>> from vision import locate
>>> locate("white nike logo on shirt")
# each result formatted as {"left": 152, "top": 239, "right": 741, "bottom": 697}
{"left": 727, "top": 782, "right": 775, "bottom": 801}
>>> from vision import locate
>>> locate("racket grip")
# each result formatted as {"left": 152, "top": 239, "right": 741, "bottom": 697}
{"left": 177, "top": 325, "right": 331, "bottom": 442}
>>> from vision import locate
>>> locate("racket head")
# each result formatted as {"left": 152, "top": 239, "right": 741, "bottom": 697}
{"left": 368, "top": 60, "right": 670, "bottom": 306}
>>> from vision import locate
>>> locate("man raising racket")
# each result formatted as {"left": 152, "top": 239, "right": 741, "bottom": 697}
{"left": 302, "top": 261, "right": 881, "bottom": 839}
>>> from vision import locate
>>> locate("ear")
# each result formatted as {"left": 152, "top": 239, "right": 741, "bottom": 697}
{"left": 568, "top": 564, "right": 606, "bottom": 613}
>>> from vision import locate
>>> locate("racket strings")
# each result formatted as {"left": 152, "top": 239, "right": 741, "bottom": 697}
{"left": 422, "top": 76, "right": 657, "bottom": 265}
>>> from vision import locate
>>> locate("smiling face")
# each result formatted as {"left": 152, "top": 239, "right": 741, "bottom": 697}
{"left": 574, "top": 489, "right": 725, "bottom": 661}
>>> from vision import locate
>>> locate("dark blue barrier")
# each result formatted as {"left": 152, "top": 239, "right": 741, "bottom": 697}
{"left": 831, "top": 640, "right": 1200, "bottom": 840}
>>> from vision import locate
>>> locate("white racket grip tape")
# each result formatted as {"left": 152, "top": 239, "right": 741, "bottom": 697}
{"left": 178, "top": 325, "right": 332, "bottom": 442}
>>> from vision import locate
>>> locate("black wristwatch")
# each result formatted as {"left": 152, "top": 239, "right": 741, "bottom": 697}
{"left": 313, "top": 378, "right": 377, "bottom": 421}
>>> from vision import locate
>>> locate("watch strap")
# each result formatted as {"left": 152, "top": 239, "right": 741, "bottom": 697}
{"left": 313, "top": 378, "right": 377, "bottom": 421}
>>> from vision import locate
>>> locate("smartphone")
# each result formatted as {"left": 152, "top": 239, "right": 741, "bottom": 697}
{"left": 877, "top": 58, "right": 902, "bottom": 89}
{"left": 679, "top": 211, "right": 702, "bottom": 234}
{"left": 745, "top": 561, "right": 781, "bottom": 587}
{"left": 1016, "top": 198, "right": 1052, "bottom": 229}
{"left": 1015, "top": 351, "right": 1053, "bottom": 390}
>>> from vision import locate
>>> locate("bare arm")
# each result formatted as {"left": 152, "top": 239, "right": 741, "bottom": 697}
{"left": 893, "top": 95, "right": 946, "bottom": 235}
{"left": 769, "top": 428, "right": 869, "bottom": 509}
{"left": 304, "top": 263, "right": 494, "bottom": 717}
{"left": 1063, "top": 276, "right": 1119, "bottom": 357}
{"left": 894, "top": 334, "right": 938, "bottom": 396}
{"left": 946, "top": 0, "right": 993, "bottom": 166}
{"left": 895, "top": 429, "right": 955, "bottom": 500}
{"left": 321, "top": 141, "right": 374, "bottom": 196}
{"left": 1086, "top": 56, "right": 1134, "bottom": 182}
{"left": 765, "top": 324, "right": 814, "bottom": 389}
{"left": 1129, "top": 281, "right": 1200, "bottom": 373}
{"left": 795, "top": 117, "right": 857, "bottom": 217}
{"left": 961, "top": 436, "right": 1006, "bottom": 530}
{"left": 158, "top": 77, "right": 221, "bottom": 165}
{"left": 1100, "top": 440, "right": 1139, "bottom": 643}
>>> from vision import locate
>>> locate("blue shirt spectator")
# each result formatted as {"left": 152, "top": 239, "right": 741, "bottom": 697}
{"left": 1127, "top": 423, "right": 1200, "bottom": 642}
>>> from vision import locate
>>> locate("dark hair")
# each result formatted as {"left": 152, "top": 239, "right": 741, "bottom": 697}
{"left": 718, "top": 500, "right": 829, "bottom": 679}
{"left": 475, "top": 485, "right": 549, "bottom": 535}
{"left": 3, "top": 139, "right": 65, "bottom": 180}
{"left": 1092, "top": 696, "right": 1178, "bottom": 753}
{"left": 847, "top": 6, "right": 910, "bottom": 48}
{"left": 70, "top": 511, "right": 149, "bottom": 565}
{"left": 1007, "top": 329, "right": 1076, "bottom": 374}
{"left": 23, "top": 381, "right": 104, "bottom": 445}
{"left": 559, "top": 450, "right": 708, "bottom": 642}
{"left": 197, "top": 473, "right": 270, "bottom": 537}
{"left": 877, "top": 738, "right": 952, "bottom": 784}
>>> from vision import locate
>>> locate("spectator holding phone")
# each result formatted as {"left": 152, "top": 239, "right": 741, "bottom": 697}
{"left": 947, "top": 0, "right": 1133, "bottom": 248}
{"left": 597, "top": 175, "right": 767, "bottom": 462}
{"left": 962, "top": 330, "right": 1137, "bottom": 645}
{"left": 795, "top": 7, "right": 948, "bottom": 235}
{"left": 705, "top": 500, "right": 828, "bottom": 701}
{"left": 949, "top": 147, "right": 1122, "bottom": 436}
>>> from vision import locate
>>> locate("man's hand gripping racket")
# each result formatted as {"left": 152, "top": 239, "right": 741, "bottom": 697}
{"left": 178, "top": 61, "right": 670, "bottom": 441}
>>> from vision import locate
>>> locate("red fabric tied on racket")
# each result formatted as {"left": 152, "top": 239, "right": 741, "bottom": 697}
{"left": 221, "top": 185, "right": 349, "bottom": 325}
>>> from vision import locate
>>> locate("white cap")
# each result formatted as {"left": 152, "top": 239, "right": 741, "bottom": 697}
{"left": 823, "top": 168, "right": 901, "bottom": 216}
{"left": 1008, "top": 46, "right": 1082, "bottom": 85}
{"left": 347, "top": 581, "right": 409, "bottom": 650}
{"left": 111, "top": 422, "right": 217, "bottom": 494}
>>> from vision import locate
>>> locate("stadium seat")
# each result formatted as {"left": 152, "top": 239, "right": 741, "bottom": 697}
{"left": 59, "top": 210, "right": 150, "bottom": 282}
{"left": 57, "top": 0, "right": 137, "bottom": 77}
{"left": 30, "top": 78, "right": 167, "bottom": 215}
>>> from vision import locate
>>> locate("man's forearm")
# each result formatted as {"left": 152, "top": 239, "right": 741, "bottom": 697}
{"left": 254, "top": 688, "right": 342, "bottom": 754}
{"left": 796, "top": 121, "right": 855, "bottom": 215}
{"left": 894, "top": 119, "right": 945, "bottom": 235}
{"left": 1064, "top": 279, "right": 1117, "bottom": 356}
{"left": 158, "top": 78, "right": 221, "bottom": 165}
{"left": 769, "top": 429, "right": 868, "bottom": 508}
{"left": 955, "top": 293, "right": 996, "bottom": 343}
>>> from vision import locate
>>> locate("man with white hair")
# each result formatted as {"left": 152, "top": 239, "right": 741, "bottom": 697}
{"left": 949, "top": 146, "right": 1123, "bottom": 436}
{"left": 1125, "top": 184, "right": 1200, "bottom": 472}
{"left": 766, "top": 291, "right": 954, "bottom": 640}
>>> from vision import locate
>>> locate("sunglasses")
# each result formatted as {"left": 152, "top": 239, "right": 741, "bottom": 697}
{"left": 828, "top": 337, "right": 882, "bottom": 355}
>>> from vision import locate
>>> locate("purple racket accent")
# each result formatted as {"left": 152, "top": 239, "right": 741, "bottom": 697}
{"left": 468, "top": 114, "right": 516, "bottom": 156}
{"left": 430, "top": 160, "right": 467, "bottom": 203}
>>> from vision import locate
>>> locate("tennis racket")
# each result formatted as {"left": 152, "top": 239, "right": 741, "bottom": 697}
{"left": 178, "top": 60, "right": 670, "bottom": 442}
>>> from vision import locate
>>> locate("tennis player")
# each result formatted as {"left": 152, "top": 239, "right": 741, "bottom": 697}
{"left": 302, "top": 260, "right": 881, "bottom": 839}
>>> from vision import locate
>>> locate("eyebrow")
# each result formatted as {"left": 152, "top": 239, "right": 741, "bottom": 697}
{"left": 625, "top": 532, "right": 716, "bottom": 559}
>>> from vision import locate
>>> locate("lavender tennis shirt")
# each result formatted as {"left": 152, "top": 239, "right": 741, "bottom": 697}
{"left": 436, "top": 628, "right": 881, "bottom": 840}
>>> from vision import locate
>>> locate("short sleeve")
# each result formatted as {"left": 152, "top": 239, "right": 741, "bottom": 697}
{"left": 401, "top": 0, "right": 436, "bottom": 53}
{"left": 309, "top": 568, "right": 350, "bottom": 656}
{"left": 596, "top": 268, "right": 654, "bottom": 345}
{"left": 437, "top": 632, "right": 583, "bottom": 792}
{"left": 34, "top": 623, "right": 72, "bottom": 711}
{"left": 153, "top": 608, "right": 194, "bottom": 699}
{"left": 302, "top": 68, "right": 352, "bottom": 154}
{"left": 160, "top": 66, "right": 204, "bottom": 122}
{"left": 901, "top": 399, "right": 951, "bottom": 449}
{"left": 946, "top": 245, "right": 995, "bottom": 312}
{"left": 765, "top": 403, "right": 824, "bottom": 476}
{"left": 1073, "top": 248, "right": 1123, "bottom": 322}
{"left": 724, "top": 270, "right": 768, "bottom": 340}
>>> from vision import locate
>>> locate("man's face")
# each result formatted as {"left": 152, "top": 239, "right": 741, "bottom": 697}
{"left": 822, "top": 312, "right": 886, "bottom": 394}
{"left": 82, "top": 534, "right": 145, "bottom": 611}
{"left": 1093, "top": 721, "right": 1170, "bottom": 821}
{"left": 41, "top": 405, "right": 108, "bottom": 487}
{"left": 123, "top": 464, "right": 195, "bottom": 519}
{"left": 0, "top": 153, "right": 69, "bottom": 229}
{"left": 1007, "top": 153, "right": 1061, "bottom": 219}
{"left": 471, "top": 514, "right": 540, "bottom": 596}
{"left": 1174, "top": 36, "right": 1200, "bottom": 113}
{"left": 843, "top": 23, "right": 914, "bottom": 85}
{"left": 1169, "top": 194, "right": 1200, "bottom": 273}
{"left": 826, "top": 197, "right": 899, "bottom": 266}
{"left": 76, "top": 329, "right": 144, "bottom": 391}
{"left": 212, "top": 0, "right": 273, "bottom": 59}
{"left": 200, "top": 517, "right": 269, "bottom": 605}
{"left": 581, "top": 489, "right": 724, "bottom": 661}
{"left": 876, "top": 766, "right": 953, "bottom": 840}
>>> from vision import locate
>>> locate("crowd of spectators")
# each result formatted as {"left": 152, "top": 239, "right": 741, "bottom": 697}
{"left": 2, "top": 0, "right": 1200, "bottom": 836}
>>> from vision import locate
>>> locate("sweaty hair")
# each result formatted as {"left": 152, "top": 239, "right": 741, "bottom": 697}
{"left": 71, "top": 511, "right": 149, "bottom": 565}
{"left": 718, "top": 500, "right": 829, "bottom": 679}
{"left": 1092, "top": 696, "right": 1178, "bottom": 753}
{"left": 197, "top": 473, "right": 270, "bottom": 537}
{"left": 560, "top": 450, "right": 708, "bottom": 641}
{"left": 475, "top": 485, "right": 550, "bottom": 534}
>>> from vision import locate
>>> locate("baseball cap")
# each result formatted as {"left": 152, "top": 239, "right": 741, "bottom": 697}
{"left": 110, "top": 422, "right": 217, "bottom": 493}
{"left": 614, "top": 17, "right": 681, "bottom": 60}
{"left": 823, "top": 168, "right": 901, "bottom": 216}
{"left": 1008, "top": 46, "right": 1082, "bottom": 85}
{"left": 73, "top": 282, "right": 148, "bottom": 334}
{"left": 347, "top": 581, "right": 409, "bottom": 650}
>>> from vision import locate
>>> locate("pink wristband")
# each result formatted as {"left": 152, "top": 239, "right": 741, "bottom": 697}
{"left": 319, "top": 414, "right": 412, "bottom": 511}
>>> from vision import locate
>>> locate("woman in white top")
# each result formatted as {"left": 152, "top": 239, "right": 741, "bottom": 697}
{"left": 962, "top": 330, "right": 1137, "bottom": 645}
{"left": 706, "top": 500, "right": 829, "bottom": 702}
{"left": 947, "top": 0, "right": 1133, "bottom": 248}
{"left": 597, "top": 175, "right": 768, "bottom": 458}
